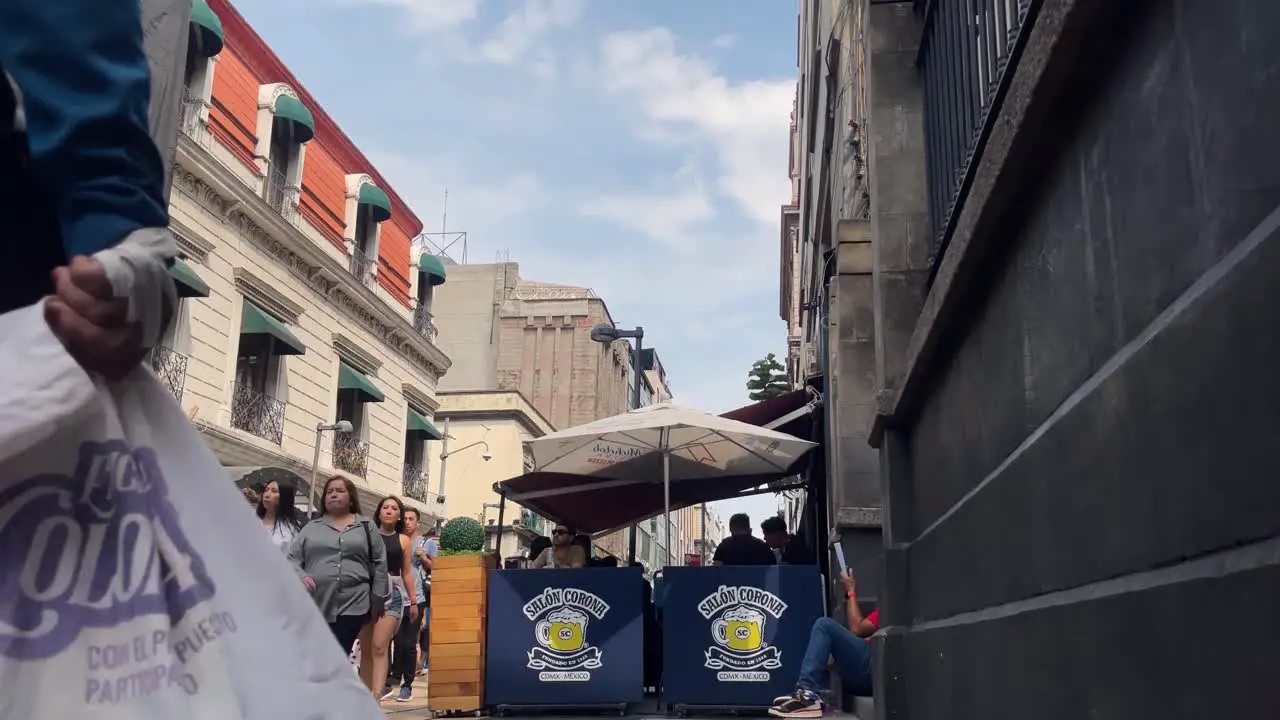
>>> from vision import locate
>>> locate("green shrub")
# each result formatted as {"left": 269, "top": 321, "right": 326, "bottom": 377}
{"left": 439, "top": 516, "right": 485, "bottom": 553}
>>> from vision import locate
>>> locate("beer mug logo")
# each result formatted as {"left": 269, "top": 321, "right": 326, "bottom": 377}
{"left": 713, "top": 606, "right": 764, "bottom": 653}
{"left": 698, "top": 585, "right": 788, "bottom": 682}
{"left": 536, "top": 607, "right": 587, "bottom": 653}
{"left": 522, "top": 587, "right": 611, "bottom": 682}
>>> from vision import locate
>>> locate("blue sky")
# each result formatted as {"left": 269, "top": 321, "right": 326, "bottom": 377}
{"left": 233, "top": 0, "right": 797, "bottom": 526}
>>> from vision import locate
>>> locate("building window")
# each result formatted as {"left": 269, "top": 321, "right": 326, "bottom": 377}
{"left": 230, "top": 301, "right": 305, "bottom": 445}
{"left": 180, "top": 2, "right": 222, "bottom": 140}
{"left": 332, "top": 361, "right": 384, "bottom": 477}
{"left": 344, "top": 178, "right": 393, "bottom": 286}
{"left": 257, "top": 86, "right": 315, "bottom": 221}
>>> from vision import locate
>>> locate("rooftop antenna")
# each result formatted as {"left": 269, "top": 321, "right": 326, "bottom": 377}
{"left": 416, "top": 186, "right": 468, "bottom": 263}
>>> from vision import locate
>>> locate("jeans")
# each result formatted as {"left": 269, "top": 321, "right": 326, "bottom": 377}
{"left": 389, "top": 603, "right": 426, "bottom": 687}
{"left": 796, "top": 617, "right": 873, "bottom": 697}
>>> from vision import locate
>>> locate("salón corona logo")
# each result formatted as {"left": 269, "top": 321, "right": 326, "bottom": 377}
{"left": 698, "top": 585, "right": 787, "bottom": 682}
{"left": 523, "top": 587, "right": 610, "bottom": 682}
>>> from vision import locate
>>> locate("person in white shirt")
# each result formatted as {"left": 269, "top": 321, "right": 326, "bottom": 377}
{"left": 256, "top": 480, "right": 302, "bottom": 552}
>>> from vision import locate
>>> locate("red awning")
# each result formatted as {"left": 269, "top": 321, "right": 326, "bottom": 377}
{"left": 721, "top": 386, "right": 820, "bottom": 438}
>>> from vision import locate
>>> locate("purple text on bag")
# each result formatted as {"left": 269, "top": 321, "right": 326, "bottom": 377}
{"left": 0, "top": 440, "right": 216, "bottom": 661}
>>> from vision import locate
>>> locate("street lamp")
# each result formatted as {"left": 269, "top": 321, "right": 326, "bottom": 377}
{"left": 590, "top": 323, "right": 645, "bottom": 562}
{"left": 309, "top": 420, "right": 353, "bottom": 518}
{"left": 434, "top": 417, "right": 491, "bottom": 506}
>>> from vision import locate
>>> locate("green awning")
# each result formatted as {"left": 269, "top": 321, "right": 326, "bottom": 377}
{"left": 168, "top": 258, "right": 210, "bottom": 298}
{"left": 189, "top": 0, "right": 224, "bottom": 57}
{"left": 240, "top": 302, "right": 306, "bottom": 356}
{"left": 406, "top": 407, "right": 444, "bottom": 440}
{"left": 338, "top": 362, "right": 385, "bottom": 403}
{"left": 418, "top": 253, "right": 447, "bottom": 286}
{"left": 357, "top": 183, "right": 393, "bottom": 223}
{"left": 273, "top": 95, "right": 315, "bottom": 144}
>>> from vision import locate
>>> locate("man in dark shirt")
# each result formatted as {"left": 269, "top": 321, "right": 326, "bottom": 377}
{"left": 712, "top": 513, "right": 777, "bottom": 566}
{"left": 761, "top": 515, "right": 815, "bottom": 565}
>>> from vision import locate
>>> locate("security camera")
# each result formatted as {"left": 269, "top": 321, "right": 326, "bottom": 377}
{"left": 434, "top": 495, "right": 446, "bottom": 504}
{"left": 482, "top": 452, "right": 493, "bottom": 462}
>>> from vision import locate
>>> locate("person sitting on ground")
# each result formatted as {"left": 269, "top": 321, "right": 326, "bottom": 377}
{"left": 761, "top": 515, "right": 816, "bottom": 565}
{"left": 712, "top": 513, "right": 777, "bottom": 566}
{"left": 769, "top": 568, "right": 880, "bottom": 718}
{"left": 530, "top": 524, "right": 587, "bottom": 568}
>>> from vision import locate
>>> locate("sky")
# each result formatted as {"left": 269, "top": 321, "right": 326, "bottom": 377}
{"left": 231, "top": 0, "right": 797, "bottom": 526}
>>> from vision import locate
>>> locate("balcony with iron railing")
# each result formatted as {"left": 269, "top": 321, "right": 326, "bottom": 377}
{"left": 264, "top": 163, "right": 300, "bottom": 223}
{"left": 402, "top": 464, "right": 441, "bottom": 506}
{"left": 179, "top": 93, "right": 211, "bottom": 147}
{"left": 333, "top": 431, "right": 369, "bottom": 477}
{"left": 915, "top": 0, "right": 1038, "bottom": 272}
{"left": 412, "top": 303, "right": 438, "bottom": 340}
{"left": 349, "top": 246, "right": 375, "bottom": 287}
{"left": 230, "top": 383, "right": 286, "bottom": 445}
{"left": 147, "top": 345, "right": 189, "bottom": 401}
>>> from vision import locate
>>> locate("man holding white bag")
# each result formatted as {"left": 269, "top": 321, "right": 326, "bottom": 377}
{"left": 0, "top": 3, "right": 387, "bottom": 718}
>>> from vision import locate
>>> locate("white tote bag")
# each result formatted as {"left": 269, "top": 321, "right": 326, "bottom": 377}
{"left": 0, "top": 304, "right": 382, "bottom": 720}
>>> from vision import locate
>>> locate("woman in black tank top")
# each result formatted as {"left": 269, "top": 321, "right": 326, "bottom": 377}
{"left": 360, "top": 497, "right": 418, "bottom": 700}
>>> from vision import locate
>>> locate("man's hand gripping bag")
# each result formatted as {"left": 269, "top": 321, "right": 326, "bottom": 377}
{"left": 0, "top": 304, "right": 383, "bottom": 720}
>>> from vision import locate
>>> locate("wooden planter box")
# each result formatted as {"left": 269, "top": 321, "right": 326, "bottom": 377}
{"left": 428, "top": 553, "right": 497, "bottom": 713}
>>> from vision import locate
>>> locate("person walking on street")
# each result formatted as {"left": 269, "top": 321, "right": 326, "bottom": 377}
{"left": 287, "top": 476, "right": 389, "bottom": 658}
{"left": 769, "top": 569, "right": 880, "bottom": 718}
{"left": 385, "top": 507, "right": 432, "bottom": 702}
{"left": 371, "top": 497, "right": 417, "bottom": 702}
{"left": 712, "top": 513, "right": 777, "bottom": 566}
{"left": 419, "top": 526, "right": 439, "bottom": 673}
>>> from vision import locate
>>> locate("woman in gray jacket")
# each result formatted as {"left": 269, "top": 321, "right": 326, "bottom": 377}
{"left": 289, "top": 475, "right": 389, "bottom": 659}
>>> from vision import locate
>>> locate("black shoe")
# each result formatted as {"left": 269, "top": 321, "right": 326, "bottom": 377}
{"left": 768, "top": 690, "right": 822, "bottom": 718}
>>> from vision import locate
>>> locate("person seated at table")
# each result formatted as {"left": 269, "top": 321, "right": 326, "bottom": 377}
{"left": 530, "top": 525, "right": 587, "bottom": 568}
{"left": 761, "top": 516, "right": 815, "bottom": 565}
{"left": 769, "top": 568, "right": 879, "bottom": 718}
{"left": 712, "top": 513, "right": 777, "bottom": 566}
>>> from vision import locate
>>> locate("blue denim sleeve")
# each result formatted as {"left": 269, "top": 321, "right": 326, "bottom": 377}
{"left": 0, "top": 0, "right": 169, "bottom": 257}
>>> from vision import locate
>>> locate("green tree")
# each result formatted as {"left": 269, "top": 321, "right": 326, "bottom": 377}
{"left": 746, "top": 353, "right": 789, "bottom": 401}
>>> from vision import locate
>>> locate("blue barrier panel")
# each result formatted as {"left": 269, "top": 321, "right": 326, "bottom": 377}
{"left": 484, "top": 567, "right": 645, "bottom": 707}
{"left": 661, "top": 565, "right": 824, "bottom": 708}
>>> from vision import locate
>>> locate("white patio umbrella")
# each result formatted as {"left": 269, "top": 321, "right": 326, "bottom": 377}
{"left": 524, "top": 402, "right": 816, "bottom": 565}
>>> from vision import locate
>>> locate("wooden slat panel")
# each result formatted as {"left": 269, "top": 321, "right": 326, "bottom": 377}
{"left": 430, "top": 695, "right": 481, "bottom": 711}
{"left": 429, "top": 668, "right": 482, "bottom": 684}
{"left": 430, "top": 654, "right": 482, "bottom": 671}
{"left": 434, "top": 567, "right": 485, "bottom": 584}
{"left": 429, "top": 642, "right": 482, "bottom": 659}
{"left": 431, "top": 629, "right": 482, "bottom": 645}
{"left": 432, "top": 594, "right": 486, "bottom": 616}
{"left": 434, "top": 555, "right": 489, "bottom": 570}
{"left": 430, "top": 577, "right": 485, "bottom": 594}
{"left": 430, "top": 617, "right": 483, "bottom": 633}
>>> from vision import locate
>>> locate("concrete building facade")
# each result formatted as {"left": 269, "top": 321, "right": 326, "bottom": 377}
{"left": 430, "top": 262, "right": 634, "bottom": 558}
{"left": 158, "top": 0, "right": 450, "bottom": 517}
{"left": 790, "top": 0, "right": 1280, "bottom": 717}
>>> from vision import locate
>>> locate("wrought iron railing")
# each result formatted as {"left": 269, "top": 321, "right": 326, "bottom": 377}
{"left": 412, "top": 303, "right": 438, "bottom": 339}
{"left": 179, "top": 96, "right": 211, "bottom": 145}
{"left": 230, "top": 383, "right": 286, "bottom": 445}
{"left": 146, "top": 345, "right": 188, "bottom": 401}
{"left": 264, "top": 163, "right": 300, "bottom": 222}
{"left": 519, "top": 510, "right": 546, "bottom": 536}
{"left": 916, "top": 0, "right": 1039, "bottom": 268}
{"left": 333, "top": 432, "right": 369, "bottom": 477}
{"left": 402, "top": 464, "right": 440, "bottom": 505}
{"left": 349, "top": 246, "right": 374, "bottom": 286}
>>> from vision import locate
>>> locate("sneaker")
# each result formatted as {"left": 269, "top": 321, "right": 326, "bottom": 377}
{"left": 380, "top": 686, "right": 395, "bottom": 701}
{"left": 396, "top": 686, "right": 413, "bottom": 702}
{"left": 769, "top": 690, "right": 822, "bottom": 719}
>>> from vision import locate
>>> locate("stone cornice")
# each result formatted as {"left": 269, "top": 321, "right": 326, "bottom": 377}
{"left": 233, "top": 267, "right": 305, "bottom": 324}
{"left": 173, "top": 134, "right": 452, "bottom": 380}
{"left": 332, "top": 333, "right": 382, "bottom": 374}
{"left": 401, "top": 383, "right": 441, "bottom": 414}
{"left": 170, "top": 219, "right": 217, "bottom": 262}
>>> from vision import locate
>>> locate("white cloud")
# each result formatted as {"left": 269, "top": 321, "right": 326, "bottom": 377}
{"left": 477, "top": 0, "right": 585, "bottom": 65}
{"left": 710, "top": 34, "right": 737, "bottom": 49}
{"left": 353, "top": 0, "right": 480, "bottom": 33}
{"left": 596, "top": 27, "right": 793, "bottom": 231}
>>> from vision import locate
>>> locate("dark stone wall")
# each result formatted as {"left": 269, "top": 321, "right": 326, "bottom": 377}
{"left": 893, "top": 0, "right": 1280, "bottom": 717}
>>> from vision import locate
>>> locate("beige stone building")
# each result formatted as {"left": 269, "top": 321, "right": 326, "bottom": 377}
{"left": 421, "top": 390, "right": 555, "bottom": 559}
{"left": 430, "top": 262, "right": 634, "bottom": 557}
{"left": 158, "top": 0, "right": 450, "bottom": 517}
